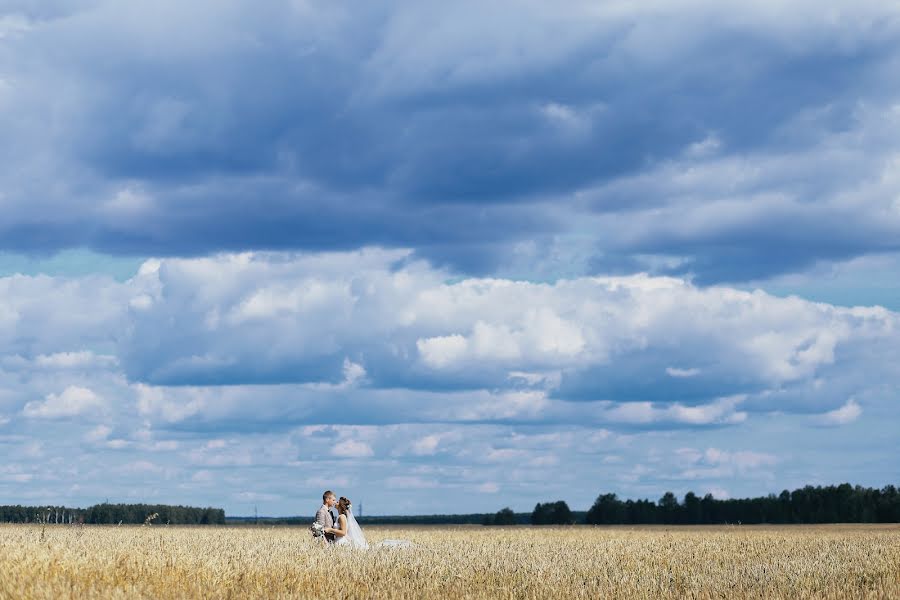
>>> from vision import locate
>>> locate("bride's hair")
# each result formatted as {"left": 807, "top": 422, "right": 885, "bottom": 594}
{"left": 337, "top": 496, "right": 352, "bottom": 515}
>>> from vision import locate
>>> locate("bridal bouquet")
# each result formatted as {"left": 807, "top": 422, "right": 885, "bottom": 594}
{"left": 310, "top": 521, "right": 325, "bottom": 538}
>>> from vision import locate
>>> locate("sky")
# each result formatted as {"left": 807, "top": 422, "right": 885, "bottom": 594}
{"left": 1, "top": 0, "right": 899, "bottom": 517}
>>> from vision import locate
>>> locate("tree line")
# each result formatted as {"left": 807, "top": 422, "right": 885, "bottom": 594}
{"left": 0, "top": 503, "right": 225, "bottom": 525}
{"left": 483, "top": 483, "right": 900, "bottom": 525}
{"left": 5, "top": 483, "right": 896, "bottom": 526}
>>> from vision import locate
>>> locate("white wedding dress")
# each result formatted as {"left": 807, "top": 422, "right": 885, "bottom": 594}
{"left": 334, "top": 509, "right": 411, "bottom": 550}
{"left": 334, "top": 509, "right": 369, "bottom": 549}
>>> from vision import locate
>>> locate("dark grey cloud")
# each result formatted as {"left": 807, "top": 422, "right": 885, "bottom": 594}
{"left": 2, "top": 1, "right": 899, "bottom": 281}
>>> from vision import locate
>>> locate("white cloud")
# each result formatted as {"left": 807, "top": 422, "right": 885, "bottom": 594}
{"left": 135, "top": 384, "right": 207, "bottom": 423}
{"left": 417, "top": 334, "right": 468, "bottom": 369}
{"left": 449, "top": 390, "right": 550, "bottom": 421}
{"left": 603, "top": 396, "right": 747, "bottom": 426}
{"left": 2, "top": 251, "right": 897, "bottom": 434}
{"left": 121, "top": 460, "right": 165, "bottom": 475}
{"left": 84, "top": 424, "right": 112, "bottom": 443}
{"left": 108, "top": 254, "right": 897, "bottom": 401}
{"left": 191, "top": 470, "right": 214, "bottom": 483}
{"left": 33, "top": 351, "right": 117, "bottom": 369}
{"left": 22, "top": 386, "right": 105, "bottom": 419}
{"left": 818, "top": 398, "right": 862, "bottom": 426}
{"left": 234, "top": 491, "right": 280, "bottom": 502}
{"left": 386, "top": 476, "right": 438, "bottom": 489}
{"left": 0, "top": 465, "right": 33, "bottom": 483}
{"left": 0, "top": 274, "right": 133, "bottom": 356}
{"left": 410, "top": 434, "right": 442, "bottom": 456}
{"left": 331, "top": 439, "right": 374, "bottom": 458}
{"left": 675, "top": 447, "right": 778, "bottom": 480}
{"left": 666, "top": 367, "right": 700, "bottom": 378}
{"left": 340, "top": 358, "right": 366, "bottom": 387}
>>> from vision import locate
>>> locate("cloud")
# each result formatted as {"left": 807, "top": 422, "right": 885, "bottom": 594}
{"left": 669, "top": 447, "right": 778, "bottom": 481}
{"left": 409, "top": 435, "right": 443, "bottom": 456}
{"left": 32, "top": 351, "right": 117, "bottom": 370}
{"left": 84, "top": 424, "right": 112, "bottom": 443}
{"left": 817, "top": 398, "right": 862, "bottom": 426}
{"left": 666, "top": 367, "right": 700, "bottom": 378}
{"left": 602, "top": 397, "right": 747, "bottom": 426}
{"left": 22, "top": 386, "right": 105, "bottom": 419}
{"left": 2, "top": 250, "right": 897, "bottom": 430}
{"left": 332, "top": 440, "right": 374, "bottom": 458}
{"left": 0, "top": 273, "right": 132, "bottom": 356}
{"left": 100, "top": 252, "right": 898, "bottom": 423}
{"left": 385, "top": 476, "right": 439, "bottom": 490}
{"left": 135, "top": 384, "right": 207, "bottom": 423}
{"left": 583, "top": 101, "right": 900, "bottom": 282}
{"left": 2, "top": 1, "right": 900, "bottom": 514}
{"left": 0, "top": 1, "right": 898, "bottom": 282}
{"left": 417, "top": 335, "right": 469, "bottom": 369}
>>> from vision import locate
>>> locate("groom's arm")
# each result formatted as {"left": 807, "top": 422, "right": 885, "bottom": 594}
{"left": 314, "top": 507, "right": 332, "bottom": 541}
{"left": 315, "top": 507, "right": 327, "bottom": 527}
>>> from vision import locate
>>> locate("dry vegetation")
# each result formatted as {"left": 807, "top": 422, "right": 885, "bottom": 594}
{"left": 1, "top": 523, "right": 898, "bottom": 599}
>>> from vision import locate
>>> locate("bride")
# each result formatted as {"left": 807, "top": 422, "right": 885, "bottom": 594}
{"left": 326, "top": 496, "right": 369, "bottom": 549}
{"left": 326, "top": 496, "right": 410, "bottom": 549}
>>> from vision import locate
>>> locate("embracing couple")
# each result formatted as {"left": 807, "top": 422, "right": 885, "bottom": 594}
{"left": 314, "top": 490, "right": 369, "bottom": 549}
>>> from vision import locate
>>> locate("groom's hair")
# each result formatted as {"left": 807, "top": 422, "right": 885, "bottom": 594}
{"left": 323, "top": 490, "right": 335, "bottom": 503}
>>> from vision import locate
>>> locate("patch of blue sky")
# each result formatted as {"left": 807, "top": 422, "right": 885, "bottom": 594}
{"left": 0, "top": 249, "right": 144, "bottom": 282}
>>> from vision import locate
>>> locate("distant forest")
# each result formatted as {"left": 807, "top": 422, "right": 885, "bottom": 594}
{"left": 484, "top": 483, "right": 900, "bottom": 526}
{"left": 0, "top": 503, "right": 225, "bottom": 525}
{"left": 4, "top": 484, "right": 898, "bottom": 526}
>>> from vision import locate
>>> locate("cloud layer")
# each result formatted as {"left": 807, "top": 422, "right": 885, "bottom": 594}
{"left": 2, "top": 1, "right": 899, "bottom": 514}
{"left": 1, "top": 1, "right": 900, "bottom": 282}
{"left": 1, "top": 251, "right": 897, "bottom": 513}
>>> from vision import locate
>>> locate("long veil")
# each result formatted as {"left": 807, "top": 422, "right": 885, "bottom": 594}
{"left": 345, "top": 509, "right": 369, "bottom": 549}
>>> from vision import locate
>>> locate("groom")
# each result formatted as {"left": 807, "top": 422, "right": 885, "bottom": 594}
{"left": 315, "top": 490, "right": 338, "bottom": 544}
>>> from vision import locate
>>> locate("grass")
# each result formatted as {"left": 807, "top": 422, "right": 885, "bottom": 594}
{"left": 1, "top": 523, "right": 898, "bottom": 599}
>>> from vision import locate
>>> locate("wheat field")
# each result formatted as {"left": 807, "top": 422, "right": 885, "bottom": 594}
{"left": 1, "top": 523, "right": 898, "bottom": 599}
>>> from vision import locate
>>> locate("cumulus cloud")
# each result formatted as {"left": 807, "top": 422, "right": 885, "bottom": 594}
{"left": 22, "top": 386, "right": 105, "bottom": 419}
{"left": 332, "top": 440, "right": 375, "bottom": 458}
{"left": 1, "top": 251, "right": 897, "bottom": 428}
{"left": 99, "top": 251, "right": 899, "bottom": 422}
{"left": 817, "top": 398, "right": 862, "bottom": 426}
{"left": 674, "top": 447, "right": 778, "bottom": 481}
{"left": 602, "top": 397, "right": 747, "bottom": 426}
{"left": 83, "top": 424, "right": 112, "bottom": 443}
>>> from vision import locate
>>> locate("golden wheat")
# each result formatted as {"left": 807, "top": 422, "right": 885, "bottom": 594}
{"left": 0, "top": 523, "right": 898, "bottom": 599}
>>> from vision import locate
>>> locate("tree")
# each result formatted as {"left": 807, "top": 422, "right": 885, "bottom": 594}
{"left": 531, "top": 501, "right": 574, "bottom": 525}
{"left": 586, "top": 493, "right": 627, "bottom": 525}
{"left": 490, "top": 507, "right": 516, "bottom": 526}
{"left": 658, "top": 492, "right": 679, "bottom": 524}
{"left": 683, "top": 492, "right": 702, "bottom": 524}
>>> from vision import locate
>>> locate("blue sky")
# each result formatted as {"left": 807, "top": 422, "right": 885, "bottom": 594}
{"left": 1, "top": 0, "right": 898, "bottom": 516}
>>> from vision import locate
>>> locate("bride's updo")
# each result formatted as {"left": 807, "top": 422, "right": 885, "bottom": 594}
{"left": 337, "top": 496, "right": 352, "bottom": 515}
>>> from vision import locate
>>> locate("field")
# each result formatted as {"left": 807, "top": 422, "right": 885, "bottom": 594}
{"left": 1, "top": 524, "right": 898, "bottom": 599}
